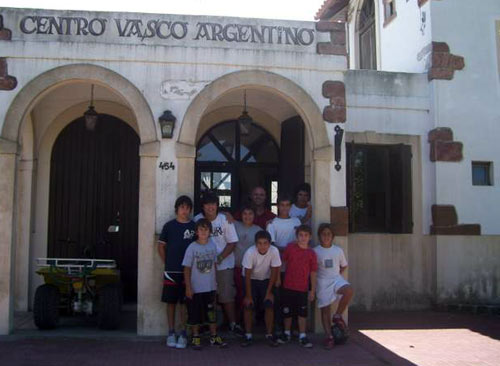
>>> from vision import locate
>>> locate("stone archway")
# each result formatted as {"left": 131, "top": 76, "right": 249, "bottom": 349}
{"left": 176, "top": 69, "right": 332, "bottom": 230}
{"left": 0, "top": 64, "right": 159, "bottom": 335}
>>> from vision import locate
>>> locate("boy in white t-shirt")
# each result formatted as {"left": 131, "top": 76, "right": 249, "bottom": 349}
{"left": 314, "top": 223, "right": 354, "bottom": 350}
{"left": 240, "top": 230, "right": 281, "bottom": 347}
{"left": 266, "top": 195, "right": 301, "bottom": 260}
{"left": 194, "top": 191, "right": 243, "bottom": 336}
{"left": 290, "top": 183, "right": 312, "bottom": 225}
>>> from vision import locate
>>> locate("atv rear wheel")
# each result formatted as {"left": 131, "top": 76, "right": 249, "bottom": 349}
{"left": 34, "top": 284, "right": 60, "bottom": 329}
{"left": 97, "top": 283, "right": 122, "bottom": 330}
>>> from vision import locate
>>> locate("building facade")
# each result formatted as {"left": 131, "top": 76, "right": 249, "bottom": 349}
{"left": 0, "top": 0, "right": 499, "bottom": 335}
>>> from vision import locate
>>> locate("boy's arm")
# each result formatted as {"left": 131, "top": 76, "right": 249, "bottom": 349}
{"left": 217, "top": 242, "right": 236, "bottom": 264}
{"left": 340, "top": 265, "right": 348, "bottom": 275}
{"left": 243, "top": 268, "right": 253, "bottom": 307}
{"left": 266, "top": 266, "right": 280, "bottom": 301}
{"left": 157, "top": 242, "right": 166, "bottom": 263}
{"left": 184, "top": 266, "right": 193, "bottom": 299}
{"left": 309, "top": 271, "right": 317, "bottom": 302}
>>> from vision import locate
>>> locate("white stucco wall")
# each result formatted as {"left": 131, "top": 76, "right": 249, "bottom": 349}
{"left": 378, "top": 0, "right": 432, "bottom": 73}
{"left": 430, "top": 0, "right": 500, "bottom": 234}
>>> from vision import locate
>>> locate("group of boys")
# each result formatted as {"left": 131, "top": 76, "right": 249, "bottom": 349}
{"left": 157, "top": 186, "right": 353, "bottom": 351}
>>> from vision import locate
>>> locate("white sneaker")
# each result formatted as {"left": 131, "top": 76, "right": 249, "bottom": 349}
{"left": 176, "top": 334, "right": 188, "bottom": 349}
{"left": 166, "top": 333, "right": 177, "bottom": 348}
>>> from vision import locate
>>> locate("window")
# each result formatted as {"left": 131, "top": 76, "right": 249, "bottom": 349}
{"left": 472, "top": 162, "right": 493, "bottom": 186}
{"left": 358, "top": 0, "right": 377, "bottom": 70}
{"left": 383, "top": 0, "right": 397, "bottom": 27}
{"left": 347, "top": 143, "right": 412, "bottom": 233}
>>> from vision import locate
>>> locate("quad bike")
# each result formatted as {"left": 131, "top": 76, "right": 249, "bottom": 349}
{"left": 34, "top": 258, "right": 122, "bottom": 330}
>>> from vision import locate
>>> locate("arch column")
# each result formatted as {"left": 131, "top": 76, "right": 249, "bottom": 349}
{"left": 137, "top": 141, "right": 161, "bottom": 335}
{"left": 0, "top": 138, "right": 18, "bottom": 334}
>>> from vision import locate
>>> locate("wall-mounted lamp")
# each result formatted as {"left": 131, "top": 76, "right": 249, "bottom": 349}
{"left": 334, "top": 125, "right": 344, "bottom": 171}
{"left": 159, "top": 110, "right": 176, "bottom": 138}
{"left": 84, "top": 84, "right": 98, "bottom": 131}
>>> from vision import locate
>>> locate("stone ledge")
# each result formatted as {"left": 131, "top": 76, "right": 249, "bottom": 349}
{"left": 322, "top": 80, "right": 346, "bottom": 123}
{"left": 428, "top": 127, "right": 463, "bottom": 162}
{"left": 315, "top": 21, "right": 347, "bottom": 56}
{"left": 430, "top": 224, "right": 481, "bottom": 235}
{"left": 0, "top": 58, "right": 17, "bottom": 91}
{"left": 428, "top": 42, "right": 465, "bottom": 81}
{"left": 0, "top": 15, "right": 12, "bottom": 41}
{"left": 432, "top": 204, "right": 458, "bottom": 226}
{"left": 330, "top": 206, "right": 348, "bottom": 236}
{"left": 418, "top": 0, "right": 429, "bottom": 7}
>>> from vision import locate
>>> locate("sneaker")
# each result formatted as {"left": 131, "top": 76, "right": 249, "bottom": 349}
{"left": 176, "top": 334, "right": 188, "bottom": 349}
{"left": 191, "top": 336, "right": 202, "bottom": 350}
{"left": 210, "top": 334, "right": 228, "bottom": 348}
{"left": 230, "top": 324, "right": 245, "bottom": 337}
{"left": 323, "top": 337, "right": 334, "bottom": 350}
{"left": 166, "top": 333, "right": 177, "bottom": 348}
{"left": 299, "top": 336, "right": 313, "bottom": 348}
{"left": 277, "top": 333, "right": 291, "bottom": 344}
{"left": 265, "top": 334, "right": 279, "bottom": 347}
{"left": 240, "top": 335, "right": 253, "bottom": 347}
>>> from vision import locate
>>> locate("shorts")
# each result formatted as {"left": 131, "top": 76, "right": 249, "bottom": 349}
{"left": 281, "top": 288, "right": 308, "bottom": 318}
{"left": 316, "top": 275, "right": 350, "bottom": 308}
{"left": 161, "top": 272, "right": 185, "bottom": 304}
{"left": 216, "top": 269, "right": 236, "bottom": 304}
{"left": 186, "top": 291, "right": 217, "bottom": 326}
{"left": 243, "top": 279, "right": 272, "bottom": 311}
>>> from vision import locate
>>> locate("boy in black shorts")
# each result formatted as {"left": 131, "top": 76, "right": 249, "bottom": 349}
{"left": 158, "top": 195, "right": 195, "bottom": 349}
{"left": 183, "top": 219, "right": 227, "bottom": 350}
{"left": 240, "top": 230, "right": 282, "bottom": 347}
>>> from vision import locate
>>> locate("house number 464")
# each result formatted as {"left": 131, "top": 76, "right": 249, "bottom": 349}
{"left": 159, "top": 162, "right": 175, "bottom": 170}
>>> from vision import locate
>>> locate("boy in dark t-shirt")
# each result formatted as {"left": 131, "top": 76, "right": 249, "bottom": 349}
{"left": 158, "top": 195, "right": 196, "bottom": 349}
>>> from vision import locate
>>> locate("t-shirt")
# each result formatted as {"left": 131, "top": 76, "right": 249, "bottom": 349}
{"left": 182, "top": 240, "right": 218, "bottom": 294}
{"left": 313, "top": 244, "right": 348, "bottom": 280}
{"left": 266, "top": 217, "right": 301, "bottom": 249}
{"left": 290, "top": 204, "right": 311, "bottom": 226}
{"left": 234, "top": 221, "right": 261, "bottom": 267}
{"left": 158, "top": 219, "right": 196, "bottom": 272}
{"left": 234, "top": 209, "right": 276, "bottom": 230}
{"left": 194, "top": 212, "right": 239, "bottom": 270}
{"left": 242, "top": 245, "right": 282, "bottom": 281}
{"left": 283, "top": 242, "right": 318, "bottom": 292}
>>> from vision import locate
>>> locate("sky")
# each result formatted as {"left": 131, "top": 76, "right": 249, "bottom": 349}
{"left": 1, "top": 0, "right": 327, "bottom": 21}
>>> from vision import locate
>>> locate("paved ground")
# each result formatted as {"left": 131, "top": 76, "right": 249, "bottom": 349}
{"left": 2, "top": 311, "right": 499, "bottom": 366}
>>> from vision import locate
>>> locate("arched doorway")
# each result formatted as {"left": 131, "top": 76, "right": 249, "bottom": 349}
{"left": 48, "top": 114, "right": 140, "bottom": 301}
{"left": 195, "top": 120, "right": 280, "bottom": 213}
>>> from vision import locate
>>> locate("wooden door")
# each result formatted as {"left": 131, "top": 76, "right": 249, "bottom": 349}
{"left": 48, "top": 115, "right": 140, "bottom": 301}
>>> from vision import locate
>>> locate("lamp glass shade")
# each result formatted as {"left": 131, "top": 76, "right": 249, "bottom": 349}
{"left": 84, "top": 106, "right": 98, "bottom": 131}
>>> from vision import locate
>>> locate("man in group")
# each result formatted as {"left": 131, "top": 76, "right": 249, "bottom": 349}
{"left": 234, "top": 186, "right": 276, "bottom": 229}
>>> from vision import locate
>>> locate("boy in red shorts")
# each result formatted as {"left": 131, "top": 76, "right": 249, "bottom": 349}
{"left": 277, "top": 225, "right": 317, "bottom": 348}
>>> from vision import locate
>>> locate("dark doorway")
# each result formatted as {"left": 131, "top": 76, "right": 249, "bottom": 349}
{"left": 195, "top": 120, "right": 280, "bottom": 213}
{"left": 48, "top": 114, "right": 140, "bottom": 302}
{"left": 195, "top": 117, "right": 305, "bottom": 214}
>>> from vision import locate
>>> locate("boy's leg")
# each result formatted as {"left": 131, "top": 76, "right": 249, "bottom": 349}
{"left": 243, "top": 306, "right": 253, "bottom": 334}
{"left": 320, "top": 306, "right": 332, "bottom": 337}
{"left": 297, "top": 316, "right": 307, "bottom": 334}
{"left": 217, "top": 269, "right": 241, "bottom": 333}
{"left": 167, "top": 303, "right": 176, "bottom": 331}
{"left": 335, "top": 285, "right": 354, "bottom": 316}
{"left": 264, "top": 307, "right": 274, "bottom": 335}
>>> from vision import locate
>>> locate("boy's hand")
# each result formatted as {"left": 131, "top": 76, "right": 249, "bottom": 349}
{"left": 185, "top": 287, "right": 193, "bottom": 299}
{"left": 308, "top": 290, "right": 315, "bottom": 302}
{"left": 243, "top": 296, "right": 253, "bottom": 308}
{"left": 223, "top": 212, "right": 235, "bottom": 223}
{"left": 264, "top": 292, "right": 274, "bottom": 304}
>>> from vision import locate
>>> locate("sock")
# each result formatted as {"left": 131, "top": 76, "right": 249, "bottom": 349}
{"left": 284, "top": 330, "right": 291, "bottom": 337}
{"left": 299, "top": 333, "right": 306, "bottom": 339}
{"left": 265, "top": 333, "right": 272, "bottom": 338}
{"left": 245, "top": 333, "right": 252, "bottom": 339}
{"left": 230, "top": 322, "right": 236, "bottom": 330}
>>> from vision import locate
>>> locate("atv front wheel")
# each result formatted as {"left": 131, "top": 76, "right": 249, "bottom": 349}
{"left": 97, "top": 283, "right": 122, "bottom": 330}
{"left": 34, "top": 284, "right": 60, "bottom": 329}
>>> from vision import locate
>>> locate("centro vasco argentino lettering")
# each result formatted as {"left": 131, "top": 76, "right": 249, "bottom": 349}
{"left": 18, "top": 15, "right": 315, "bottom": 46}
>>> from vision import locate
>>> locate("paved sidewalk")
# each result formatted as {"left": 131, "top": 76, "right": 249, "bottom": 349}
{"left": 2, "top": 311, "right": 499, "bottom": 366}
